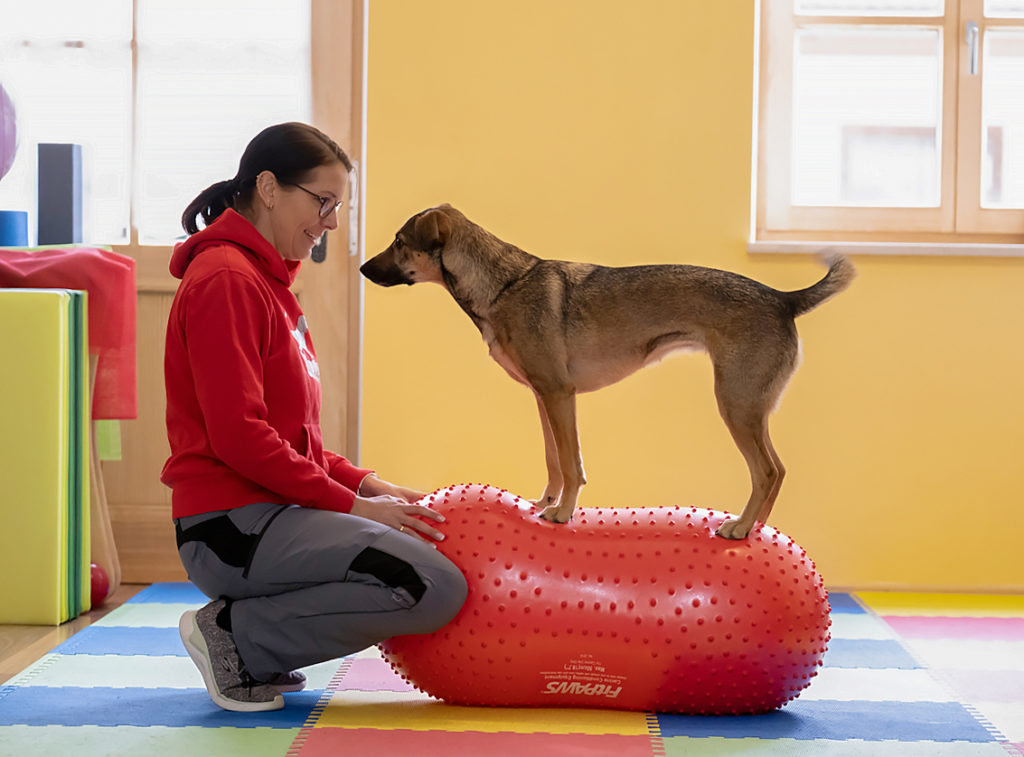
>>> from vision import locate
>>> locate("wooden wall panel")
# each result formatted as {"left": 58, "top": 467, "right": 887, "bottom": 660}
{"left": 102, "top": 291, "right": 185, "bottom": 582}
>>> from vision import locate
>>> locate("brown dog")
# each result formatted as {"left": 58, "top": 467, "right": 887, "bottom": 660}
{"left": 361, "top": 205, "right": 854, "bottom": 539}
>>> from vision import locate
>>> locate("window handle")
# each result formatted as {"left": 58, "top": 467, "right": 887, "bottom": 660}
{"left": 966, "top": 21, "right": 979, "bottom": 76}
{"left": 348, "top": 160, "right": 360, "bottom": 258}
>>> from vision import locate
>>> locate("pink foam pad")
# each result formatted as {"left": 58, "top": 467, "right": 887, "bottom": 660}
{"left": 341, "top": 658, "right": 416, "bottom": 692}
{"left": 381, "top": 484, "right": 832, "bottom": 714}
{"left": 883, "top": 616, "right": 1024, "bottom": 641}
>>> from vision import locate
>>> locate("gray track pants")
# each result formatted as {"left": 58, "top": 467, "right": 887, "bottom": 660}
{"left": 175, "top": 502, "right": 468, "bottom": 681}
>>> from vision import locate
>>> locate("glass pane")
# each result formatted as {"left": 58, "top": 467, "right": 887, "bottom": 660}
{"left": 985, "top": 1, "right": 1024, "bottom": 18}
{"left": 791, "top": 27, "right": 942, "bottom": 207}
{"left": 795, "top": 0, "right": 943, "bottom": 16}
{"left": 137, "top": 0, "right": 309, "bottom": 45}
{"left": 0, "top": 0, "right": 130, "bottom": 42}
{"left": 981, "top": 29, "right": 1024, "bottom": 208}
{"left": 0, "top": 43, "right": 132, "bottom": 244}
{"left": 135, "top": 0, "right": 311, "bottom": 245}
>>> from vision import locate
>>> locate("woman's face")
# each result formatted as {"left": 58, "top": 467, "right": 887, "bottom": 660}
{"left": 267, "top": 162, "right": 349, "bottom": 262}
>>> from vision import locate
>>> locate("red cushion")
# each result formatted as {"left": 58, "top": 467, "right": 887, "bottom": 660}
{"left": 0, "top": 247, "right": 136, "bottom": 419}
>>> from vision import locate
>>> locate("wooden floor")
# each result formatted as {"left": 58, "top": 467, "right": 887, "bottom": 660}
{"left": 0, "top": 583, "right": 149, "bottom": 684}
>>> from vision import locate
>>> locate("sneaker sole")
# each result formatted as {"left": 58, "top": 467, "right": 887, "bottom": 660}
{"left": 270, "top": 680, "right": 306, "bottom": 694}
{"left": 178, "top": 610, "right": 284, "bottom": 712}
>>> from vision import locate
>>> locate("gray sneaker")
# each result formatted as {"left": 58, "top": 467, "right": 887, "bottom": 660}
{"left": 262, "top": 669, "right": 307, "bottom": 693}
{"left": 179, "top": 600, "right": 284, "bottom": 712}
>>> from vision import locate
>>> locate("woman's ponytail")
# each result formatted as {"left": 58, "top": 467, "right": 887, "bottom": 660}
{"left": 181, "top": 177, "right": 241, "bottom": 235}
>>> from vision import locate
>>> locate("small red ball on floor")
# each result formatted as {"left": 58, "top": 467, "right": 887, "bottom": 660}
{"left": 90, "top": 562, "right": 109, "bottom": 607}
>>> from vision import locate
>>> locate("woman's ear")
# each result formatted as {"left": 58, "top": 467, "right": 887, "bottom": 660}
{"left": 255, "top": 170, "right": 277, "bottom": 211}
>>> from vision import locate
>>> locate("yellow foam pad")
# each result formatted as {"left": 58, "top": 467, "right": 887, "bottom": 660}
{"left": 316, "top": 690, "right": 651, "bottom": 735}
{"left": 858, "top": 592, "right": 1024, "bottom": 618}
{"left": 0, "top": 290, "right": 70, "bottom": 624}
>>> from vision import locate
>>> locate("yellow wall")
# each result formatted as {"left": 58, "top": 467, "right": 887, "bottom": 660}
{"left": 362, "top": 0, "right": 1024, "bottom": 592}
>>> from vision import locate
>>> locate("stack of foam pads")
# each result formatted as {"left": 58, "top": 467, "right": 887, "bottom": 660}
{"left": 0, "top": 288, "right": 91, "bottom": 623}
{"left": 0, "top": 583, "right": 1021, "bottom": 755}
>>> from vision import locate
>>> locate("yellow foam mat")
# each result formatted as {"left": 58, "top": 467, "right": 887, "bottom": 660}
{"left": 0, "top": 288, "right": 89, "bottom": 624}
{"left": 316, "top": 689, "right": 651, "bottom": 734}
{"left": 858, "top": 592, "right": 1024, "bottom": 617}
{"left": 0, "top": 290, "right": 69, "bottom": 624}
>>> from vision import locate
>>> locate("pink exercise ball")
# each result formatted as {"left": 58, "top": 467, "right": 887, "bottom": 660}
{"left": 0, "top": 83, "right": 18, "bottom": 181}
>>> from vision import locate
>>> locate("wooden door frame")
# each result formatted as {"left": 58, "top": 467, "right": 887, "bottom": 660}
{"left": 305, "top": 0, "right": 366, "bottom": 462}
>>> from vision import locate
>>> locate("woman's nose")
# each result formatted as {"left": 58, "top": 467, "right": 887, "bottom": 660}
{"left": 321, "top": 207, "right": 340, "bottom": 231}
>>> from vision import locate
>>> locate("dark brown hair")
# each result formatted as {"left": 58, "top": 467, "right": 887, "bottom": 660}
{"left": 181, "top": 122, "right": 352, "bottom": 235}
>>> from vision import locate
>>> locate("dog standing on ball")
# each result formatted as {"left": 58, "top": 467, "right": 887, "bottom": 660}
{"left": 361, "top": 205, "right": 854, "bottom": 539}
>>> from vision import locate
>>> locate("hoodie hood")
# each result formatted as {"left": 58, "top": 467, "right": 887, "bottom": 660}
{"left": 169, "top": 208, "right": 300, "bottom": 286}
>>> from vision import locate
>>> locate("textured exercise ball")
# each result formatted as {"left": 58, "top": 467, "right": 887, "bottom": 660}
{"left": 380, "top": 484, "right": 831, "bottom": 714}
{"left": 0, "top": 83, "right": 16, "bottom": 181}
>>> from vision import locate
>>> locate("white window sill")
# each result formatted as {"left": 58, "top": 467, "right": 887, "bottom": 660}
{"left": 748, "top": 240, "right": 1024, "bottom": 258}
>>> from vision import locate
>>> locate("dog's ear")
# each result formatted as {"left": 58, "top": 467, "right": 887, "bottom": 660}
{"left": 412, "top": 209, "right": 450, "bottom": 254}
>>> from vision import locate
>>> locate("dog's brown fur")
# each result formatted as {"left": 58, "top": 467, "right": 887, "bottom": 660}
{"left": 361, "top": 205, "right": 854, "bottom": 538}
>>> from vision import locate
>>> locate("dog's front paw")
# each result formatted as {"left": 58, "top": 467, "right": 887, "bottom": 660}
{"left": 715, "top": 518, "right": 752, "bottom": 540}
{"left": 538, "top": 504, "right": 573, "bottom": 524}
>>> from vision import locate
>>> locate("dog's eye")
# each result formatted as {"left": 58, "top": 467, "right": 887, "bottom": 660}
{"left": 394, "top": 236, "right": 404, "bottom": 249}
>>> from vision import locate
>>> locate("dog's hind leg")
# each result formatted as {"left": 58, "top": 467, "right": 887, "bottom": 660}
{"left": 535, "top": 390, "right": 586, "bottom": 524}
{"left": 711, "top": 349, "right": 794, "bottom": 540}
{"left": 532, "top": 392, "right": 563, "bottom": 509}
{"left": 715, "top": 407, "right": 784, "bottom": 540}
{"left": 757, "top": 434, "right": 786, "bottom": 525}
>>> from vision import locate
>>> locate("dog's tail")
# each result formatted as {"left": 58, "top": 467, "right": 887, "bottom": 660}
{"left": 785, "top": 252, "right": 856, "bottom": 318}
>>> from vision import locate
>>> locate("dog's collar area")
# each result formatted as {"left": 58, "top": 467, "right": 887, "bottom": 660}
{"left": 438, "top": 250, "right": 484, "bottom": 327}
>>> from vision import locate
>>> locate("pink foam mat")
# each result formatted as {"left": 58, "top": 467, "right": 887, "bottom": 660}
{"left": 883, "top": 616, "right": 1024, "bottom": 641}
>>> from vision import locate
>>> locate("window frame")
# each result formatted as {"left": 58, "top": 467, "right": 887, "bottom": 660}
{"left": 753, "top": 0, "right": 1024, "bottom": 252}
{"left": 99, "top": 0, "right": 350, "bottom": 290}
{"left": 121, "top": 0, "right": 321, "bottom": 289}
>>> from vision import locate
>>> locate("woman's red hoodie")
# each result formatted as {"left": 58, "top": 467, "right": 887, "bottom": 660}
{"left": 161, "top": 209, "right": 371, "bottom": 519}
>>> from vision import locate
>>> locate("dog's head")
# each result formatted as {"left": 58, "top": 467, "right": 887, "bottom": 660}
{"left": 360, "top": 205, "right": 456, "bottom": 287}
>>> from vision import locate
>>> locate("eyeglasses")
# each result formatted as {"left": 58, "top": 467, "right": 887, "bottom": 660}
{"left": 282, "top": 182, "right": 343, "bottom": 218}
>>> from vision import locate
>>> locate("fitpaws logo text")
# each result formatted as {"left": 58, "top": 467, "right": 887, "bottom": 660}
{"left": 543, "top": 681, "right": 622, "bottom": 699}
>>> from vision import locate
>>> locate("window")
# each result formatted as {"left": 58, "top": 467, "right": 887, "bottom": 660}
{"left": 0, "top": 0, "right": 310, "bottom": 247}
{"left": 754, "top": 0, "right": 1024, "bottom": 247}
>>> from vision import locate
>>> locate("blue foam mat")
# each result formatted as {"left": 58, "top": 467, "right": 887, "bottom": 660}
{"left": 0, "top": 686, "right": 319, "bottom": 728}
{"left": 822, "top": 638, "right": 920, "bottom": 669}
{"left": 126, "top": 583, "right": 209, "bottom": 605}
{"left": 656, "top": 699, "right": 995, "bottom": 742}
{"left": 53, "top": 627, "right": 188, "bottom": 657}
{"left": 826, "top": 593, "right": 866, "bottom": 614}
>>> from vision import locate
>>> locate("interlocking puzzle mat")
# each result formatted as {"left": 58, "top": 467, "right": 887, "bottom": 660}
{"left": 1, "top": 583, "right": 1021, "bottom": 756}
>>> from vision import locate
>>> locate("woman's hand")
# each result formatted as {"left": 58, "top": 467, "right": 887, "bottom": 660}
{"left": 349, "top": 494, "right": 446, "bottom": 542}
{"left": 357, "top": 473, "right": 428, "bottom": 504}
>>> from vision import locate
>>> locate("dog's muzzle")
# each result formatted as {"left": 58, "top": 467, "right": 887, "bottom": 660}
{"left": 360, "top": 251, "right": 412, "bottom": 287}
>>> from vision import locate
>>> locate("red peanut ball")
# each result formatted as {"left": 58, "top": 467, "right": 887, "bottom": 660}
{"left": 380, "top": 484, "right": 831, "bottom": 714}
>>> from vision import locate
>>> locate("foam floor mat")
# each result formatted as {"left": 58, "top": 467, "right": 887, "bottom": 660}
{"left": 1, "top": 583, "right": 1021, "bottom": 756}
